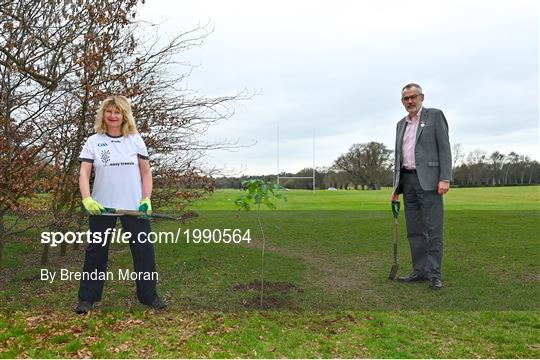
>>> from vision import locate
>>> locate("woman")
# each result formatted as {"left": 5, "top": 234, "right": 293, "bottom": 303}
{"left": 76, "top": 95, "right": 166, "bottom": 313}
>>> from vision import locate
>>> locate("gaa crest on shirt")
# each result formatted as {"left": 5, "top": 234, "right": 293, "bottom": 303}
{"left": 100, "top": 149, "right": 111, "bottom": 164}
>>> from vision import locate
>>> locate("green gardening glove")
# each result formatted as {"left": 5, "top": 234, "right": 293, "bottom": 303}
{"left": 82, "top": 197, "right": 105, "bottom": 215}
{"left": 139, "top": 197, "right": 152, "bottom": 215}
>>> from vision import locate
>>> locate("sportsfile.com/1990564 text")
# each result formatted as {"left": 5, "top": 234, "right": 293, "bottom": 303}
{"left": 40, "top": 228, "right": 252, "bottom": 247}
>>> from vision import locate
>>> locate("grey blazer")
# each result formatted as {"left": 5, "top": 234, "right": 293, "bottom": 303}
{"left": 393, "top": 107, "right": 452, "bottom": 193}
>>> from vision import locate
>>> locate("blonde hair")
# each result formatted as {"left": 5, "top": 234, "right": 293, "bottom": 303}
{"left": 95, "top": 95, "right": 137, "bottom": 136}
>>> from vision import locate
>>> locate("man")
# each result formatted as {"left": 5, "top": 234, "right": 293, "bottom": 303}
{"left": 391, "top": 83, "right": 452, "bottom": 290}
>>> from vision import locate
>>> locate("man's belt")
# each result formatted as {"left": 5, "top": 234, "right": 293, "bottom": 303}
{"left": 401, "top": 168, "right": 417, "bottom": 174}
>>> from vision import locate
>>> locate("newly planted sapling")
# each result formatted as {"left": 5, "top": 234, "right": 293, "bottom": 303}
{"left": 234, "top": 179, "right": 286, "bottom": 307}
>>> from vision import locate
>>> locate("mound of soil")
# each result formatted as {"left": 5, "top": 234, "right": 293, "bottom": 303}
{"left": 232, "top": 280, "right": 304, "bottom": 309}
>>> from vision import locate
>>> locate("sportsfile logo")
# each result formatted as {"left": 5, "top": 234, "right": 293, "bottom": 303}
{"left": 41, "top": 229, "right": 131, "bottom": 247}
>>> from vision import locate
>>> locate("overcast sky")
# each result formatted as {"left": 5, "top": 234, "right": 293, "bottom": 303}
{"left": 138, "top": 0, "right": 539, "bottom": 175}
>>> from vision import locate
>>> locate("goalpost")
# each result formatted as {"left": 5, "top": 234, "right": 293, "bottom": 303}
{"left": 276, "top": 125, "right": 316, "bottom": 192}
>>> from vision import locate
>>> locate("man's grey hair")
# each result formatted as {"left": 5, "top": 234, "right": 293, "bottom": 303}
{"left": 402, "top": 83, "right": 423, "bottom": 94}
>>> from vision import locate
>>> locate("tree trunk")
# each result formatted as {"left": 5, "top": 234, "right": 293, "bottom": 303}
{"left": 41, "top": 222, "right": 57, "bottom": 265}
{"left": 60, "top": 242, "right": 67, "bottom": 256}
{"left": 40, "top": 244, "right": 50, "bottom": 266}
{"left": 0, "top": 215, "right": 4, "bottom": 270}
{"left": 256, "top": 204, "right": 265, "bottom": 308}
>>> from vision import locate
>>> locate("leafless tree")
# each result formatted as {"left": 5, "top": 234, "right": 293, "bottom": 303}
{"left": 0, "top": 0, "right": 120, "bottom": 267}
{"left": 452, "top": 142, "right": 464, "bottom": 170}
{"left": 1, "top": 0, "right": 250, "bottom": 267}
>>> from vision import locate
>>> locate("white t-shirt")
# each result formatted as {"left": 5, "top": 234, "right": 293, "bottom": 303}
{"left": 79, "top": 133, "right": 149, "bottom": 210}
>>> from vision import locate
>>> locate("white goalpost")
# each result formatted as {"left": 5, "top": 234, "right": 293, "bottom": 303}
{"left": 276, "top": 125, "right": 316, "bottom": 192}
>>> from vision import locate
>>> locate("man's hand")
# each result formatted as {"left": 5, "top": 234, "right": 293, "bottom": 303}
{"left": 437, "top": 180, "right": 450, "bottom": 196}
{"left": 82, "top": 197, "right": 105, "bottom": 215}
{"left": 390, "top": 192, "right": 399, "bottom": 202}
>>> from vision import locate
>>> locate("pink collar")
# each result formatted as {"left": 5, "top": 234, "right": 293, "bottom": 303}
{"left": 406, "top": 107, "right": 422, "bottom": 123}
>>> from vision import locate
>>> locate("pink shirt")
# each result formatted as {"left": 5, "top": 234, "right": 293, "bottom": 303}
{"left": 401, "top": 108, "right": 422, "bottom": 170}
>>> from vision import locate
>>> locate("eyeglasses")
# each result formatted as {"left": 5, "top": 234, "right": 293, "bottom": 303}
{"left": 401, "top": 94, "right": 423, "bottom": 102}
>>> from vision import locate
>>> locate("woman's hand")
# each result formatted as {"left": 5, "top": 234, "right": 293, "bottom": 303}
{"left": 82, "top": 197, "right": 105, "bottom": 215}
{"left": 139, "top": 197, "right": 152, "bottom": 214}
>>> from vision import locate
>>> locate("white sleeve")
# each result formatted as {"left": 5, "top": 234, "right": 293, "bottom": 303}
{"left": 135, "top": 134, "right": 149, "bottom": 160}
{"left": 79, "top": 138, "right": 94, "bottom": 163}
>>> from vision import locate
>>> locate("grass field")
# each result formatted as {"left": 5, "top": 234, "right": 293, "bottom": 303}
{"left": 1, "top": 186, "right": 539, "bottom": 357}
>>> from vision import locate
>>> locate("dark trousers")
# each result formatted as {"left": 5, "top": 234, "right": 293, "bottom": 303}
{"left": 77, "top": 215, "right": 158, "bottom": 304}
{"left": 400, "top": 172, "right": 444, "bottom": 279}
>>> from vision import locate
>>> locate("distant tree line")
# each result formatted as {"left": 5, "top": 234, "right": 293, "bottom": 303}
{"left": 452, "top": 149, "right": 540, "bottom": 187}
{"left": 216, "top": 142, "right": 394, "bottom": 190}
{"left": 215, "top": 142, "right": 540, "bottom": 189}
{"left": 215, "top": 169, "right": 370, "bottom": 190}
{"left": 215, "top": 168, "right": 368, "bottom": 190}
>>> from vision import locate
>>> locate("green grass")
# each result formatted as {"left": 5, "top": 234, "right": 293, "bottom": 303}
{"left": 1, "top": 186, "right": 539, "bottom": 357}
{"left": 188, "top": 186, "right": 540, "bottom": 211}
